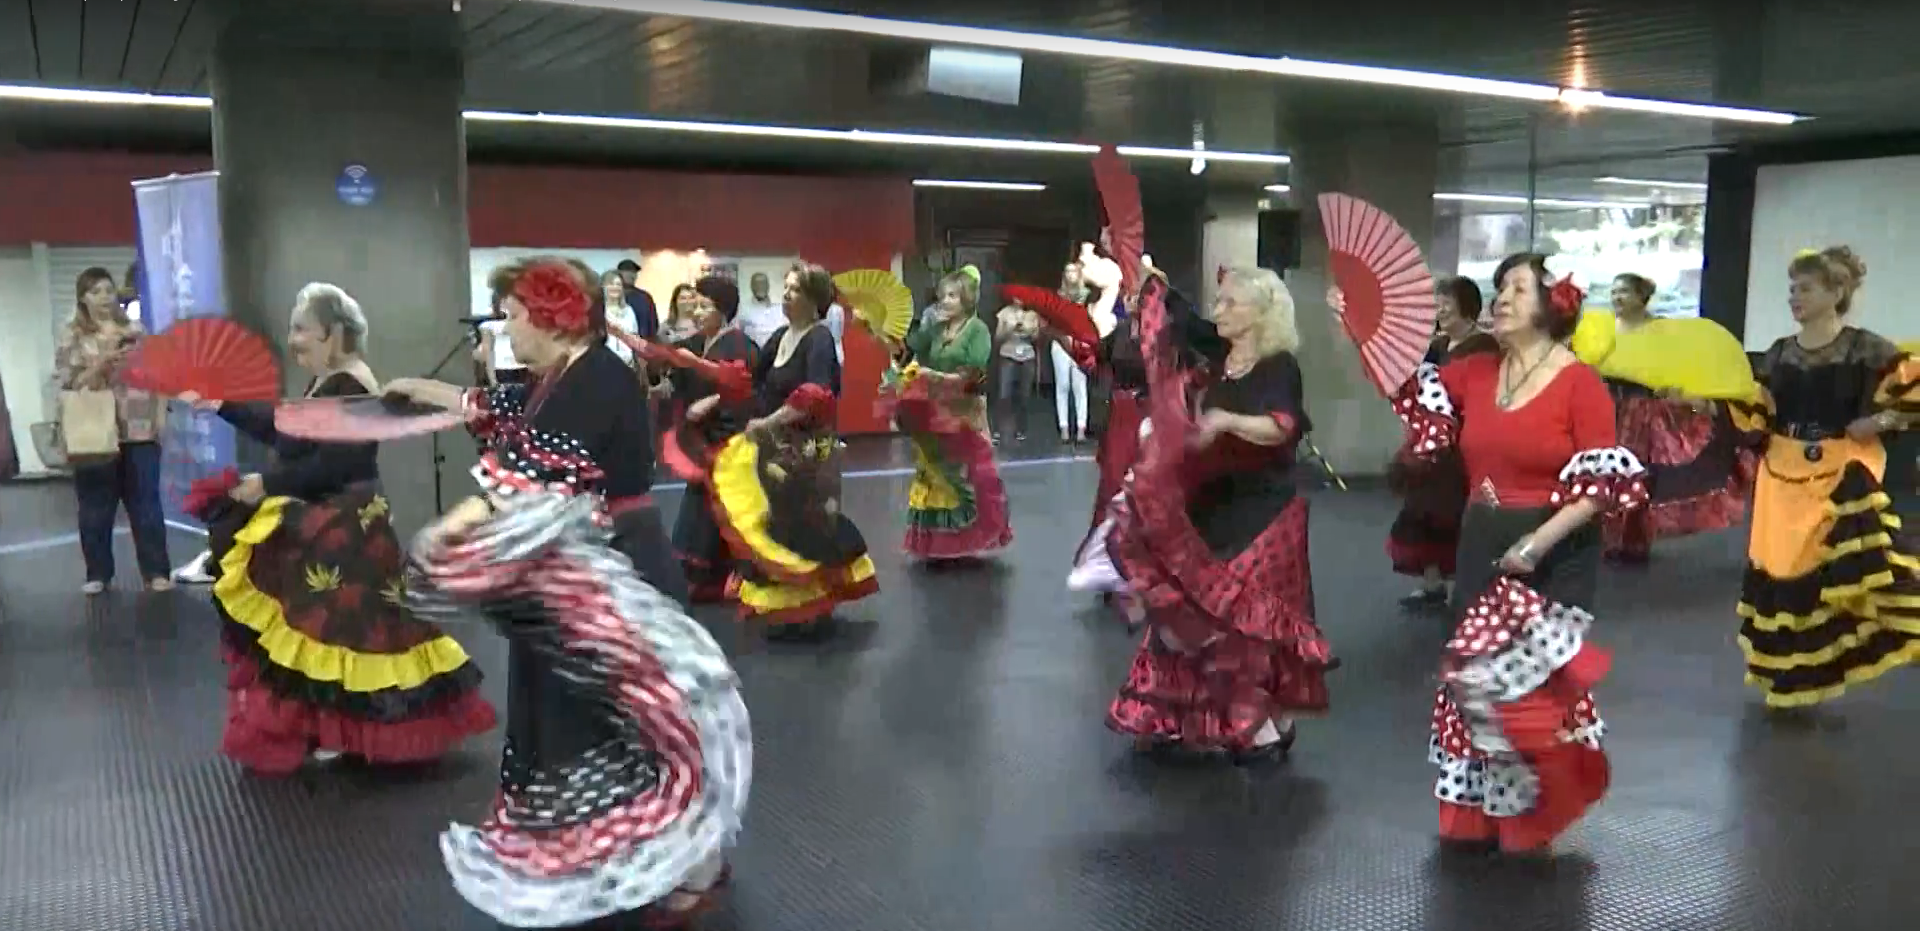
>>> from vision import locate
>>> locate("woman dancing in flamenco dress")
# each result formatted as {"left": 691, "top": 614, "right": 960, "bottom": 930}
{"left": 883, "top": 267, "right": 1014, "bottom": 562}
{"left": 1597, "top": 273, "right": 1756, "bottom": 564}
{"left": 1728, "top": 246, "right": 1918, "bottom": 710}
{"left": 386, "top": 258, "right": 742, "bottom": 928}
{"left": 1391, "top": 253, "right": 1648, "bottom": 854}
{"left": 692, "top": 262, "right": 878, "bottom": 638}
{"left": 1104, "top": 266, "right": 1333, "bottom": 765}
{"left": 1387, "top": 276, "right": 1496, "bottom": 609}
{"left": 1059, "top": 247, "right": 1149, "bottom": 598}
{"left": 185, "top": 283, "right": 495, "bottom": 775}
{"left": 654, "top": 276, "right": 758, "bottom": 603}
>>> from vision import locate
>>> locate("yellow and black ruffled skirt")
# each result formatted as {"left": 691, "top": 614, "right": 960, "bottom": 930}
{"left": 707, "top": 429, "right": 878, "bottom": 626}
{"left": 1737, "top": 435, "right": 1920, "bottom": 706}
{"left": 203, "top": 481, "right": 496, "bottom": 774}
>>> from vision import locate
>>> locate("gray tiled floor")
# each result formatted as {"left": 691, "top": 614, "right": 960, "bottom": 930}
{"left": 0, "top": 453, "right": 1913, "bottom": 931}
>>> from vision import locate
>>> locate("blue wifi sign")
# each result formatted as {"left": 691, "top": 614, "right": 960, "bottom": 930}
{"left": 336, "top": 163, "right": 378, "bottom": 207}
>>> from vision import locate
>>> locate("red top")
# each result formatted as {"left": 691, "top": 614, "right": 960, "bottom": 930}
{"left": 1441, "top": 354, "right": 1618, "bottom": 508}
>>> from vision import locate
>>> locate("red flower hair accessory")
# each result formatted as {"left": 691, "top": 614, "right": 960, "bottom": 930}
{"left": 1547, "top": 275, "right": 1585, "bottom": 320}
{"left": 513, "top": 261, "right": 592, "bottom": 336}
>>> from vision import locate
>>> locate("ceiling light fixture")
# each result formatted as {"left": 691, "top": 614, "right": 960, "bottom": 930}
{"left": 1594, "top": 176, "right": 1709, "bottom": 191}
{"left": 912, "top": 179, "right": 1046, "bottom": 191}
{"left": 0, "top": 84, "right": 1290, "bottom": 164}
{"left": 1266, "top": 185, "right": 1645, "bottom": 209}
{"left": 1435, "top": 192, "right": 1651, "bottom": 210}
{"left": 543, "top": 0, "right": 1802, "bottom": 126}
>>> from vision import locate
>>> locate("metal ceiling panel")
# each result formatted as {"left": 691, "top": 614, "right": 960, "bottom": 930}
{"left": 116, "top": 0, "right": 201, "bottom": 91}
{"left": 0, "top": 0, "right": 41, "bottom": 83}
{"left": 76, "top": 0, "right": 141, "bottom": 86}
{"left": 21, "top": 0, "right": 82, "bottom": 84}
{"left": 152, "top": 0, "right": 217, "bottom": 93}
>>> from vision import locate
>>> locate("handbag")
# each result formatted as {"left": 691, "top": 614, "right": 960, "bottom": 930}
{"left": 58, "top": 389, "right": 121, "bottom": 461}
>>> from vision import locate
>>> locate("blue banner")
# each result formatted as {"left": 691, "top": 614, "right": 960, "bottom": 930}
{"left": 132, "top": 172, "right": 236, "bottom": 527}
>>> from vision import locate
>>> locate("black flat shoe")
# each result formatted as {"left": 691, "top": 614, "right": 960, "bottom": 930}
{"left": 1231, "top": 725, "right": 1296, "bottom": 767}
{"left": 1398, "top": 587, "right": 1447, "bottom": 609}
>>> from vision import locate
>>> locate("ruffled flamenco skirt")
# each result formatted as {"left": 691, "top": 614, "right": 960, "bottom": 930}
{"left": 1431, "top": 576, "right": 1610, "bottom": 853}
{"left": 882, "top": 383, "right": 1013, "bottom": 560}
{"left": 702, "top": 428, "right": 878, "bottom": 627}
{"left": 1083, "top": 388, "right": 1146, "bottom": 547}
{"left": 1105, "top": 487, "right": 1334, "bottom": 750}
{"left": 661, "top": 420, "right": 740, "bottom": 604}
{"left": 1603, "top": 395, "right": 1753, "bottom": 560}
{"left": 410, "top": 494, "right": 752, "bottom": 930}
{"left": 1736, "top": 435, "right": 1920, "bottom": 707}
{"left": 191, "top": 473, "right": 496, "bottom": 776}
{"left": 1386, "top": 447, "right": 1470, "bottom": 578}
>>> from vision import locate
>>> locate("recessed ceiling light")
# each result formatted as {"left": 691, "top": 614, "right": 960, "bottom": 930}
{"left": 545, "top": 0, "right": 1801, "bottom": 125}
{"left": 1264, "top": 184, "right": 1291, "bottom": 194}
{"left": 913, "top": 179, "right": 1046, "bottom": 191}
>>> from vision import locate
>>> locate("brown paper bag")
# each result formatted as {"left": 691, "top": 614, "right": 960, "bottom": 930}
{"left": 58, "top": 389, "right": 121, "bottom": 461}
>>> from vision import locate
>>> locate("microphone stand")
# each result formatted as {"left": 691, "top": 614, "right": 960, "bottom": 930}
{"left": 424, "top": 331, "right": 477, "bottom": 515}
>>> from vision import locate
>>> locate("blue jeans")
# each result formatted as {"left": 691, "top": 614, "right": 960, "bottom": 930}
{"left": 73, "top": 441, "right": 172, "bottom": 583}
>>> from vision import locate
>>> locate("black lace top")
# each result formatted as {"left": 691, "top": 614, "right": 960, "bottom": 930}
{"left": 1757, "top": 327, "right": 1902, "bottom": 438}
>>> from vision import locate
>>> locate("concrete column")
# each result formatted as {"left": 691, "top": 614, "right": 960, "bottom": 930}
{"left": 1283, "top": 112, "right": 1441, "bottom": 477}
{"left": 210, "top": 0, "right": 469, "bottom": 535}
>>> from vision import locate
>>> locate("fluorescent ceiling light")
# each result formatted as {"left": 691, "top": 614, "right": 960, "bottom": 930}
{"left": 0, "top": 84, "right": 1288, "bottom": 163}
{"left": 1594, "top": 176, "right": 1709, "bottom": 191}
{"left": 1436, "top": 192, "right": 1650, "bottom": 210}
{"left": 544, "top": 0, "right": 1802, "bottom": 126}
{"left": 0, "top": 84, "right": 211, "bottom": 108}
{"left": 1268, "top": 185, "right": 1643, "bottom": 209}
{"left": 913, "top": 179, "right": 1046, "bottom": 190}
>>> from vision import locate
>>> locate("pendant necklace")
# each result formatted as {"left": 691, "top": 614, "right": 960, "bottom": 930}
{"left": 1497, "top": 347, "right": 1553, "bottom": 409}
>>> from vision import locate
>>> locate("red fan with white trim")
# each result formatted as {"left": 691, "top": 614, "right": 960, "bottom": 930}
{"left": 123, "top": 317, "right": 281, "bottom": 402}
{"left": 1317, "top": 192, "right": 1438, "bottom": 398}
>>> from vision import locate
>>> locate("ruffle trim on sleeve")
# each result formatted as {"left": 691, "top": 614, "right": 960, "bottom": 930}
{"left": 1551, "top": 446, "right": 1649, "bottom": 516}
{"left": 1391, "top": 363, "right": 1457, "bottom": 456}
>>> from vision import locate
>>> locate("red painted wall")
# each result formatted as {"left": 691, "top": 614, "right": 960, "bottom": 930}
{"left": 0, "top": 152, "right": 912, "bottom": 435}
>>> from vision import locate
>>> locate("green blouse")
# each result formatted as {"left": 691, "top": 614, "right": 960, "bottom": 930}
{"left": 906, "top": 316, "right": 991, "bottom": 374}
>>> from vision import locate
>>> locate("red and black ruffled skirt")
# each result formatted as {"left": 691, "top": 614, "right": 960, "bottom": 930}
{"left": 191, "top": 472, "right": 495, "bottom": 776}
{"left": 1386, "top": 447, "right": 1470, "bottom": 577}
{"left": 1106, "top": 478, "right": 1333, "bottom": 749}
{"left": 1083, "top": 388, "right": 1146, "bottom": 549}
{"left": 1604, "top": 389, "right": 1753, "bottom": 560}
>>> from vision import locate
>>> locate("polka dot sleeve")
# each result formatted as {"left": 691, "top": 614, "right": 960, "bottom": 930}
{"left": 464, "top": 384, "right": 531, "bottom": 442}
{"left": 1391, "top": 362, "right": 1458, "bottom": 457}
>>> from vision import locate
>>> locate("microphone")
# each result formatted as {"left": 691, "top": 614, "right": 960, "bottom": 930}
{"left": 457, "top": 315, "right": 495, "bottom": 326}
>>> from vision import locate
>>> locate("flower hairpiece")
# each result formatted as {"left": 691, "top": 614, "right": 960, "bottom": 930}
{"left": 513, "top": 262, "right": 592, "bottom": 336}
{"left": 1794, "top": 247, "right": 1821, "bottom": 260}
{"left": 1547, "top": 275, "right": 1586, "bottom": 319}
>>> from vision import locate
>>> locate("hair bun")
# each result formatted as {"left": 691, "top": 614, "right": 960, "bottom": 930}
{"left": 1823, "top": 246, "right": 1867, "bottom": 285}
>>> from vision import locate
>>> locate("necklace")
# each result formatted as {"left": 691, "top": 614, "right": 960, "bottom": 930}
{"left": 1496, "top": 346, "right": 1554, "bottom": 409}
{"left": 1223, "top": 350, "right": 1258, "bottom": 379}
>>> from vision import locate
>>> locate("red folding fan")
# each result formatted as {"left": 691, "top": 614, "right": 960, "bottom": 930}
{"left": 608, "top": 327, "right": 754, "bottom": 403}
{"left": 1317, "top": 192, "right": 1439, "bottom": 398}
{"left": 1091, "top": 145, "right": 1144, "bottom": 298}
{"left": 1001, "top": 284, "right": 1098, "bottom": 347}
{"left": 274, "top": 394, "right": 469, "bottom": 442}
{"left": 124, "top": 317, "right": 281, "bottom": 402}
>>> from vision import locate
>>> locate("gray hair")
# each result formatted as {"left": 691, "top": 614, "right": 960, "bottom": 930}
{"left": 1218, "top": 266, "right": 1299, "bottom": 357}
{"left": 293, "top": 282, "right": 368, "bottom": 353}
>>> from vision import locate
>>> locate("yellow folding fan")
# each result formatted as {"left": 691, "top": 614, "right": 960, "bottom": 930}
{"left": 833, "top": 268, "right": 915, "bottom": 341}
{"left": 1571, "top": 310, "right": 1760, "bottom": 402}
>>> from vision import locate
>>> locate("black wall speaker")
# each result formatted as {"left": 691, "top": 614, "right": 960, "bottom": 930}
{"left": 1257, "top": 208, "right": 1302, "bottom": 271}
